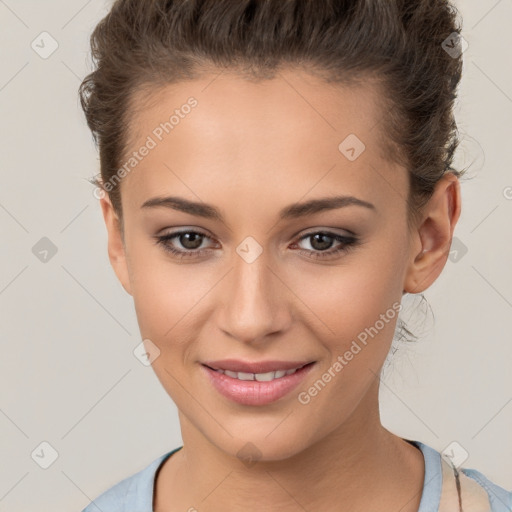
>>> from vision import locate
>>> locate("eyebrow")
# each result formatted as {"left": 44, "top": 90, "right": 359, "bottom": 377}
{"left": 140, "top": 194, "right": 376, "bottom": 221}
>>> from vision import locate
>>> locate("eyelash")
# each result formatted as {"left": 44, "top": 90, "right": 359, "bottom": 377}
{"left": 154, "top": 229, "right": 359, "bottom": 261}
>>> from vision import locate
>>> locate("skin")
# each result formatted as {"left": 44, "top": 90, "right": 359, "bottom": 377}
{"left": 100, "top": 68, "right": 461, "bottom": 511}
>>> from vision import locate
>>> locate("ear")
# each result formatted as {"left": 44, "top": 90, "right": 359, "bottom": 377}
{"left": 100, "top": 193, "right": 133, "bottom": 296}
{"left": 403, "top": 172, "right": 461, "bottom": 294}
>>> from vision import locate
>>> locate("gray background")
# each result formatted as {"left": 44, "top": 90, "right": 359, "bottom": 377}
{"left": 1, "top": 1, "right": 511, "bottom": 510}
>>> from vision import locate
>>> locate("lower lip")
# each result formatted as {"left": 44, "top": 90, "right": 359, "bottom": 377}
{"left": 201, "top": 362, "right": 315, "bottom": 406}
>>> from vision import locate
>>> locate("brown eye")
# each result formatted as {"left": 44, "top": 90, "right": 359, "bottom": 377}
{"left": 178, "top": 232, "right": 204, "bottom": 250}
{"left": 308, "top": 233, "right": 335, "bottom": 251}
{"left": 154, "top": 229, "right": 215, "bottom": 259}
{"left": 294, "top": 231, "right": 359, "bottom": 260}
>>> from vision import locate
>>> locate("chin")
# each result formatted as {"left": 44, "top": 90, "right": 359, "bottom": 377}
{"left": 213, "top": 427, "right": 313, "bottom": 464}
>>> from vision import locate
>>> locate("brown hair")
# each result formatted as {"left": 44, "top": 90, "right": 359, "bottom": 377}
{"left": 79, "top": 0, "right": 466, "bottom": 350}
{"left": 79, "top": 0, "right": 464, "bottom": 230}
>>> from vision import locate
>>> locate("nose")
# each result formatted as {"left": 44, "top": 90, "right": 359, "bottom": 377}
{"left": 216, "top": 250, "right": 292, "bottom": 344}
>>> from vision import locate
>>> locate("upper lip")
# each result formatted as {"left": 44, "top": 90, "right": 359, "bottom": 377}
{"left": 202, "top": 359, "right": 314, "bottom": 374}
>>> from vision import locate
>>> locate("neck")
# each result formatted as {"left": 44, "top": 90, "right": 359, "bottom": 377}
{"left": 155, "top": 380, "right": 424, "bottom": 512}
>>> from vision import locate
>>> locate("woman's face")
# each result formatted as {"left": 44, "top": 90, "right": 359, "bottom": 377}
{"left": 101, "top": 69, "right": 442, "bottom": 460}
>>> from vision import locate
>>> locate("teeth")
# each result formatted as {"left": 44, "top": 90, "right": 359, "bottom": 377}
{"left": 255, "top": 371, "right": 276, "bottom": 382}
{"left": 215, "top": 367, "right": 301, "bottom": 381}
{"left": 236, "top": 371, "right": 254, "bottom": 381}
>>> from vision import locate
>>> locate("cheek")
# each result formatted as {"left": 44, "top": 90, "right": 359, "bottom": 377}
{"left": 128, "top": 257, "right": 206, "bottom": 391}
{"left": 291, "top": 238, "right": 406, "bottom": 355}
{"left": 127, "top": 245, "right": 197, "bottom": 340}
{"left": 300, "top": 251, "right": 403, "bottom": 324}
{"left": 128, "top": 249, "right": 223, "bottom": 361}
{"left": 290, "top": 251, "right": 405, "bottom": 423}
{"left": 128, "top": 218, "right": 408, "bottom": 346}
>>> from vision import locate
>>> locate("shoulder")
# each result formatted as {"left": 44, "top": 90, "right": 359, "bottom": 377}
{"left": 413, "top": 440, "right": 512, "bottom": 512}
{"left": 80, "top": 448, "right": 180, "bottom": 512}
{"left": 459, "top": 466, "right": 512, "bottom": 512}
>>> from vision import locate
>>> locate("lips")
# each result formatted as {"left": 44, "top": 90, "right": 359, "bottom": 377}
{"left": 201, "top": 360, "right": 316, "bottom": 405}
{"left": 202, "top": 359, "right": 314, "bottom": 374}
{"left": 212, "top": 367, "right": 300, "bottom": 382}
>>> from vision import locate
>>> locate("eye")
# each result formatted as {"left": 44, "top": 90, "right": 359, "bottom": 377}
{"left": 292, "top": 231, "right": 359, "bottom": 260}
{"left": 154, "top": 229, "right": 215, "bottom": 259}
{"left": 154, "top": 229, "right": 359, "bottom": 261}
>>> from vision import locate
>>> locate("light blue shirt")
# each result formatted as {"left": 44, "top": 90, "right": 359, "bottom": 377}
{"left": 81, "top": 440, "right": 512, "bottom": 512}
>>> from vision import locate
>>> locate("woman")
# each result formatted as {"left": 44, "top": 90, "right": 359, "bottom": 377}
{"left": 79, "top": 0, "right": 511, "bottom": 511}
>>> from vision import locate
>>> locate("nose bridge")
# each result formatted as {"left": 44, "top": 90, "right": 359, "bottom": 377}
{"left": 219, "top": 247, "right": 289, "bottom": 342}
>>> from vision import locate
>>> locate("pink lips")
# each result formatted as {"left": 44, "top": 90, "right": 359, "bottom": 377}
{"left": 201, "top": 359, "right": 315, "bottom": 406}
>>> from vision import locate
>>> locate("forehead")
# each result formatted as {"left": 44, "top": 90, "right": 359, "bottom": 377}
{"left": 119, "top": 68, "right": 404, "bottom": 215}
{"left": 127, "top": 68, "right": 387, "bottom": 154}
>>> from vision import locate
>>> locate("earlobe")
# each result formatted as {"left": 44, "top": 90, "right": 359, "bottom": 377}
{"left": 403, "top": 173, "right": 461, "bottom": 294}
{"left": 99, "top": 194, "right": 133, "bottom": 296}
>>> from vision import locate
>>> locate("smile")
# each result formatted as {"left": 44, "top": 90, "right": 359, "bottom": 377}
{"left": 209, "top": 364, "right": 308, "bottom": 381}
{"left": 201, "top": 361, "right": 316, "bottom": 405}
